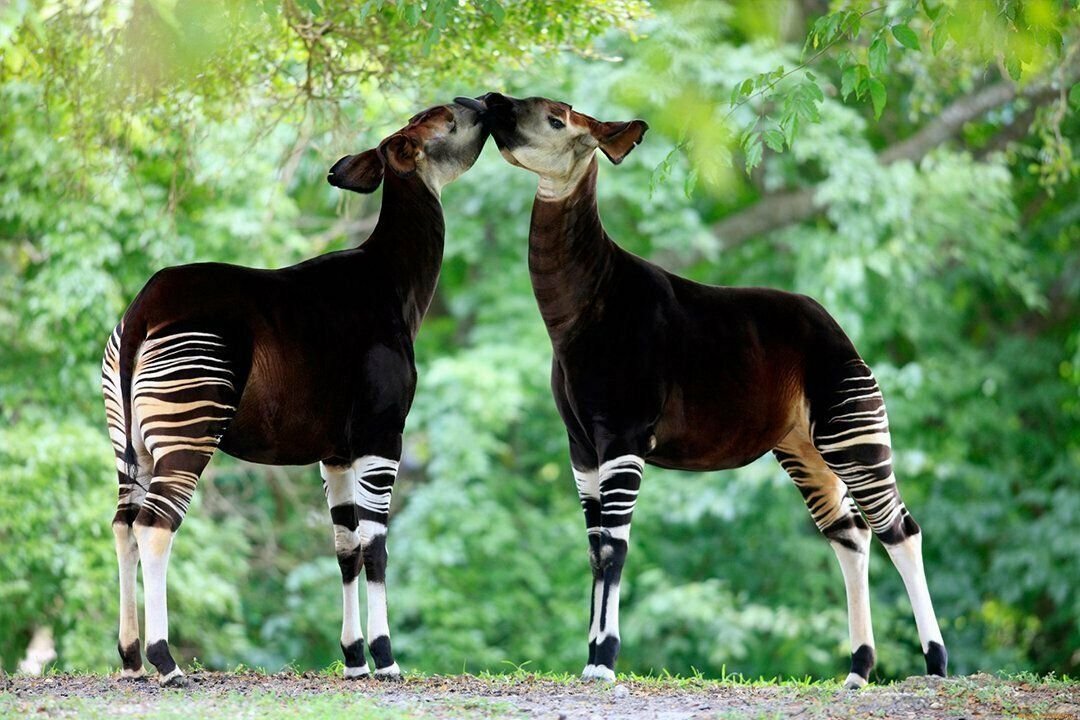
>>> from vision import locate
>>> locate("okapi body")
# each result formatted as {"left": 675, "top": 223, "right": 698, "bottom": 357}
{"left": 101, "top": 102, "right": 487, "bottom": 684}
{"left": 469, "top": 92, "right": 947, "bottom": 687}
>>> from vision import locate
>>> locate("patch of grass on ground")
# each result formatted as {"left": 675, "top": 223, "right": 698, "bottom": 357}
{"left": 1, "top": 670, "right": 1076, "bottom": 720}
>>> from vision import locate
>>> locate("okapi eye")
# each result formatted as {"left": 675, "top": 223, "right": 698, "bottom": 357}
{"left": 548, "top": 116, "right": 565, "bottom": 130}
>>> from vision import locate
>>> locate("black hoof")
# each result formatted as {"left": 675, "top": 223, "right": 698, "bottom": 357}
{"left": 925, "top": 641, "right": 948, "bottom": 677}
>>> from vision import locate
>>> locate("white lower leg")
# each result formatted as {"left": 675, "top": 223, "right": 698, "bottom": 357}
{"left": 366, "top": 580, "right": 398, "bottom": 676}
{"left": 341, "top": 579, "right": 369, "bottom": 677}
{"left": 830, "top": 530, "right": 875, "bottom": 689}
{"left": 114, "top": 522, "right": 144, "bottom": 678}
{"left": 581, "top": 576, "right": 604, "bottom": 678}
{"left": 134, "top": 524, "right": 183, "bottom": 684}
{"left": 885, "top": 533, "right": 944, "bottom": 653}
{"left": 583, "top": 581, "right": 620, "bottom": 682}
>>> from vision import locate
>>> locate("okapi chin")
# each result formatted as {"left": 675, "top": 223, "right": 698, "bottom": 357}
{"left": 101, "top": 101, "right": 488, "bottom": 685}
{"left": 473, "top": 91, "right": 948, "bottom": 687}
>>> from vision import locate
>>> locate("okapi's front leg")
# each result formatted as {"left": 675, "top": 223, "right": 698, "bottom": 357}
{"left": 322, "top": 462, "right": 369, "bottom": 678}
{"left": 323, "top": 446, "right": 402, "bottom": 680}
{"left": 568, "top": 436, "right": 602, "bottom": 677}
{"left": 581, "top": 443, "right": 646, "bottom": 682}
{"left": 353, "top": 454, "right": 402, "bottom": 678}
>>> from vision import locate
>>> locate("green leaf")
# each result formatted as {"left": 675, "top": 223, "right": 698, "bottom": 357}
{"left": 1006, "top": 56, "right": 1023, "bottom": 82}
{"left": 841, "top": 65, "right": 858, "bottom": 100}
{"left": 931, "top": 22, "right": 948, "bottom": 54}
{"left": 891, "top": 24, "right": 920, "bottom": 51}
{"left": 297, "top": 0, "right": 321, "bottom": 15}
{"left": 841, "top": 10, "right": 861, "bottom": 39}
{"left": 683, "top": 167, "right": 698, "bottom": 199}
{"left": 762, "top": 129, "right": 785, "bottom": 152}
{"left": 869, "top": 37, "right": 888, "bottom": 76}
{"left": 744, "top": 137, "right": 762, "bottom": 174}
{"left": 1068, "top": 83, "right": 1080, "bottom": 109}
{"left": 868, "top": 78, "right": 887, "bottom": 119}
{"left": 403, "top": 3, "right": 422, "bottom": 26}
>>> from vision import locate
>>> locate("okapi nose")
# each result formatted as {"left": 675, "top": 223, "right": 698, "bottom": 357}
{"left": 481, "top": 92, "right": 512, "bottom": 110}
{"left": 454, "top": 96, "right": 486, "bottom": 113}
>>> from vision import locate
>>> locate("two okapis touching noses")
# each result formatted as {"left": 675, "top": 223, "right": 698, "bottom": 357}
{"left": 102, "top": 93, "right": 948, "bottom": 689}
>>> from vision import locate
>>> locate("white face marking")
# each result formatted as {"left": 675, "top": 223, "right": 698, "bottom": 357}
{"left": 497, "top": 101, "right": 599, "bottom": 200}
{"left": 415, "top": 104, "right": 487, "bottom": 195}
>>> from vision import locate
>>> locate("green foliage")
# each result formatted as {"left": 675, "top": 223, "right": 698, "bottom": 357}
{"left": 1, "top": 0, "right": 1078, "bottom": 686}
{"left": 723, "top": 0, "right": 1079, "bottom": 172}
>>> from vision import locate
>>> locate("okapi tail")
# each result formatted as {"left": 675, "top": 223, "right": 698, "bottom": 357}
{"left": 118, "top": 315, "right": 146, "bottom": 482}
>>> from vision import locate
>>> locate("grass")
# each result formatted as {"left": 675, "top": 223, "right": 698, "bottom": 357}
{"left": 2, "top": 669, "right": 1075, "bottom": 720}
{"left": 1, "top": 693, "right": 444, "bottom": 720}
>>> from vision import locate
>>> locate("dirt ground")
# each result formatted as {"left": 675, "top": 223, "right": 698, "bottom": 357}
{"left": 3, "top": 671, "right": 1078, "bottom": 719}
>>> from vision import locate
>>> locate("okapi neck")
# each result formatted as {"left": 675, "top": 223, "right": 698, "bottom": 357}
{"left": 528, "top": 157, "right": 615, "bottom": 343}
{"left": 364, "top": 172, "right": 446, "bottom": 337}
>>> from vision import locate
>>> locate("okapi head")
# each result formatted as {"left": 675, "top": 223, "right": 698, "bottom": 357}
{"left": 457, "top": 93, "right": 647, "bottom": 195}
{"left": 328, "top": 100, "right": 488, "bottom": 195}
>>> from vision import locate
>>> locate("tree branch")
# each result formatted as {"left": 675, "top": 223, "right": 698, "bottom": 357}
{"left": 711, "top": 60, "right": 1080, "bottom": 250}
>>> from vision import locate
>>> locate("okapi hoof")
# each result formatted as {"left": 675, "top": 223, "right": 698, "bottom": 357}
{"left": 343, "top": 664, "right": 371, "bottom": 680}
{"left": 843, "top": 673, "right": 868, "bottom": 690}
{"left": 120, "top": 668, "right": 147, "bottom": 681}
{"left": 925, "top": 641, "right": 948, "bottom": 677}
{"left": 581, "top": 664, "right": 616, "bottom": 682}
{"left": 159, "top": 669, "right": 187, "bottom": 687}
{"left": 374, "top": 663, "right": 402, "bottom": 681}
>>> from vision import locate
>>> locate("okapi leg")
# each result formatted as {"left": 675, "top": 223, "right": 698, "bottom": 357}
{"left": 103, "top": 325, "right": 148, "bottom": 678}
{"left": 131, "top": 328, "right": 238, "bottom": 685}
{"left": 322, "top": 462, "right": 368, "bottom": 678}
{"left": 774, "top": 432, "right": 876, "bottom": 689}
{"left": 813, "top": 359, "right": 947, "bottom": 677}
{"left": 570, "top": 459, "right": 602, "bottom": 676}
{"left": 324, "top": 451, "right": 403, "bottom": 678}
{"left": 582, "top": 450, "right": 645, "bottom": 682}
{"left": 353, "top": 454, "right": 402, "bottom": 678}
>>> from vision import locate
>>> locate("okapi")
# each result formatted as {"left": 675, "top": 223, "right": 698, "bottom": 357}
{"left": 101, "top": 101, "right": 487, "bottom": 685}
{"left": 462, "top": 92, "right": 947, "bottom": 687}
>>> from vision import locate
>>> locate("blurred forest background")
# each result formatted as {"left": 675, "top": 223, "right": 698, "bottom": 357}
{"left": 1, "top": 0, "right": 1078, "bottom": 682}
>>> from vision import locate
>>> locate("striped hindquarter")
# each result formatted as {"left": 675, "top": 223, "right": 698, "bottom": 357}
{"left": 102, "top": 324, "right": 239, "bottom": 685}
{"left": 773, "top": 358, "right": 946, "bottom": 687}
{"left": 131, "top": 328, "right": 238, "bottom": 530}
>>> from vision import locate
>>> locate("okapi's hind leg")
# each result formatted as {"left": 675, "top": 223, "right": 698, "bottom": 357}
{"left": 774, "top": 429, "right": 875, "bottom": 690}
{"left": 812, "top": 359, "right": 947, "bottom": 679}
{"left": 103, "top": 326, "right": 149, "bottom": 679}
{"left": 130, "top": 328, "right": 239, "bottom": 686}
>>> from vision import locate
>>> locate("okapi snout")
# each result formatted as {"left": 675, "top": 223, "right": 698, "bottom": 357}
{"left": 329, "top": 100, "right": 489, "bottom": 196}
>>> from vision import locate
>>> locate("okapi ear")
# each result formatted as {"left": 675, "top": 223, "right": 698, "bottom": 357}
{"left": 379, "top": 133, "right": 420, "bottom": 177}
{"left": 327, "top": 149, "right": 384, "bottom": 194}
{"left": 592, "top": 119, "right": 649, "bottom": 165}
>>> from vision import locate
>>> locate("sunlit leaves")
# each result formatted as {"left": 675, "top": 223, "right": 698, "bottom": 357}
{"left": 891, "top": 23, "right": 921, "bottom": 51}
{"left": 725, "top": 0, "right": 1078, "bottom": 172}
